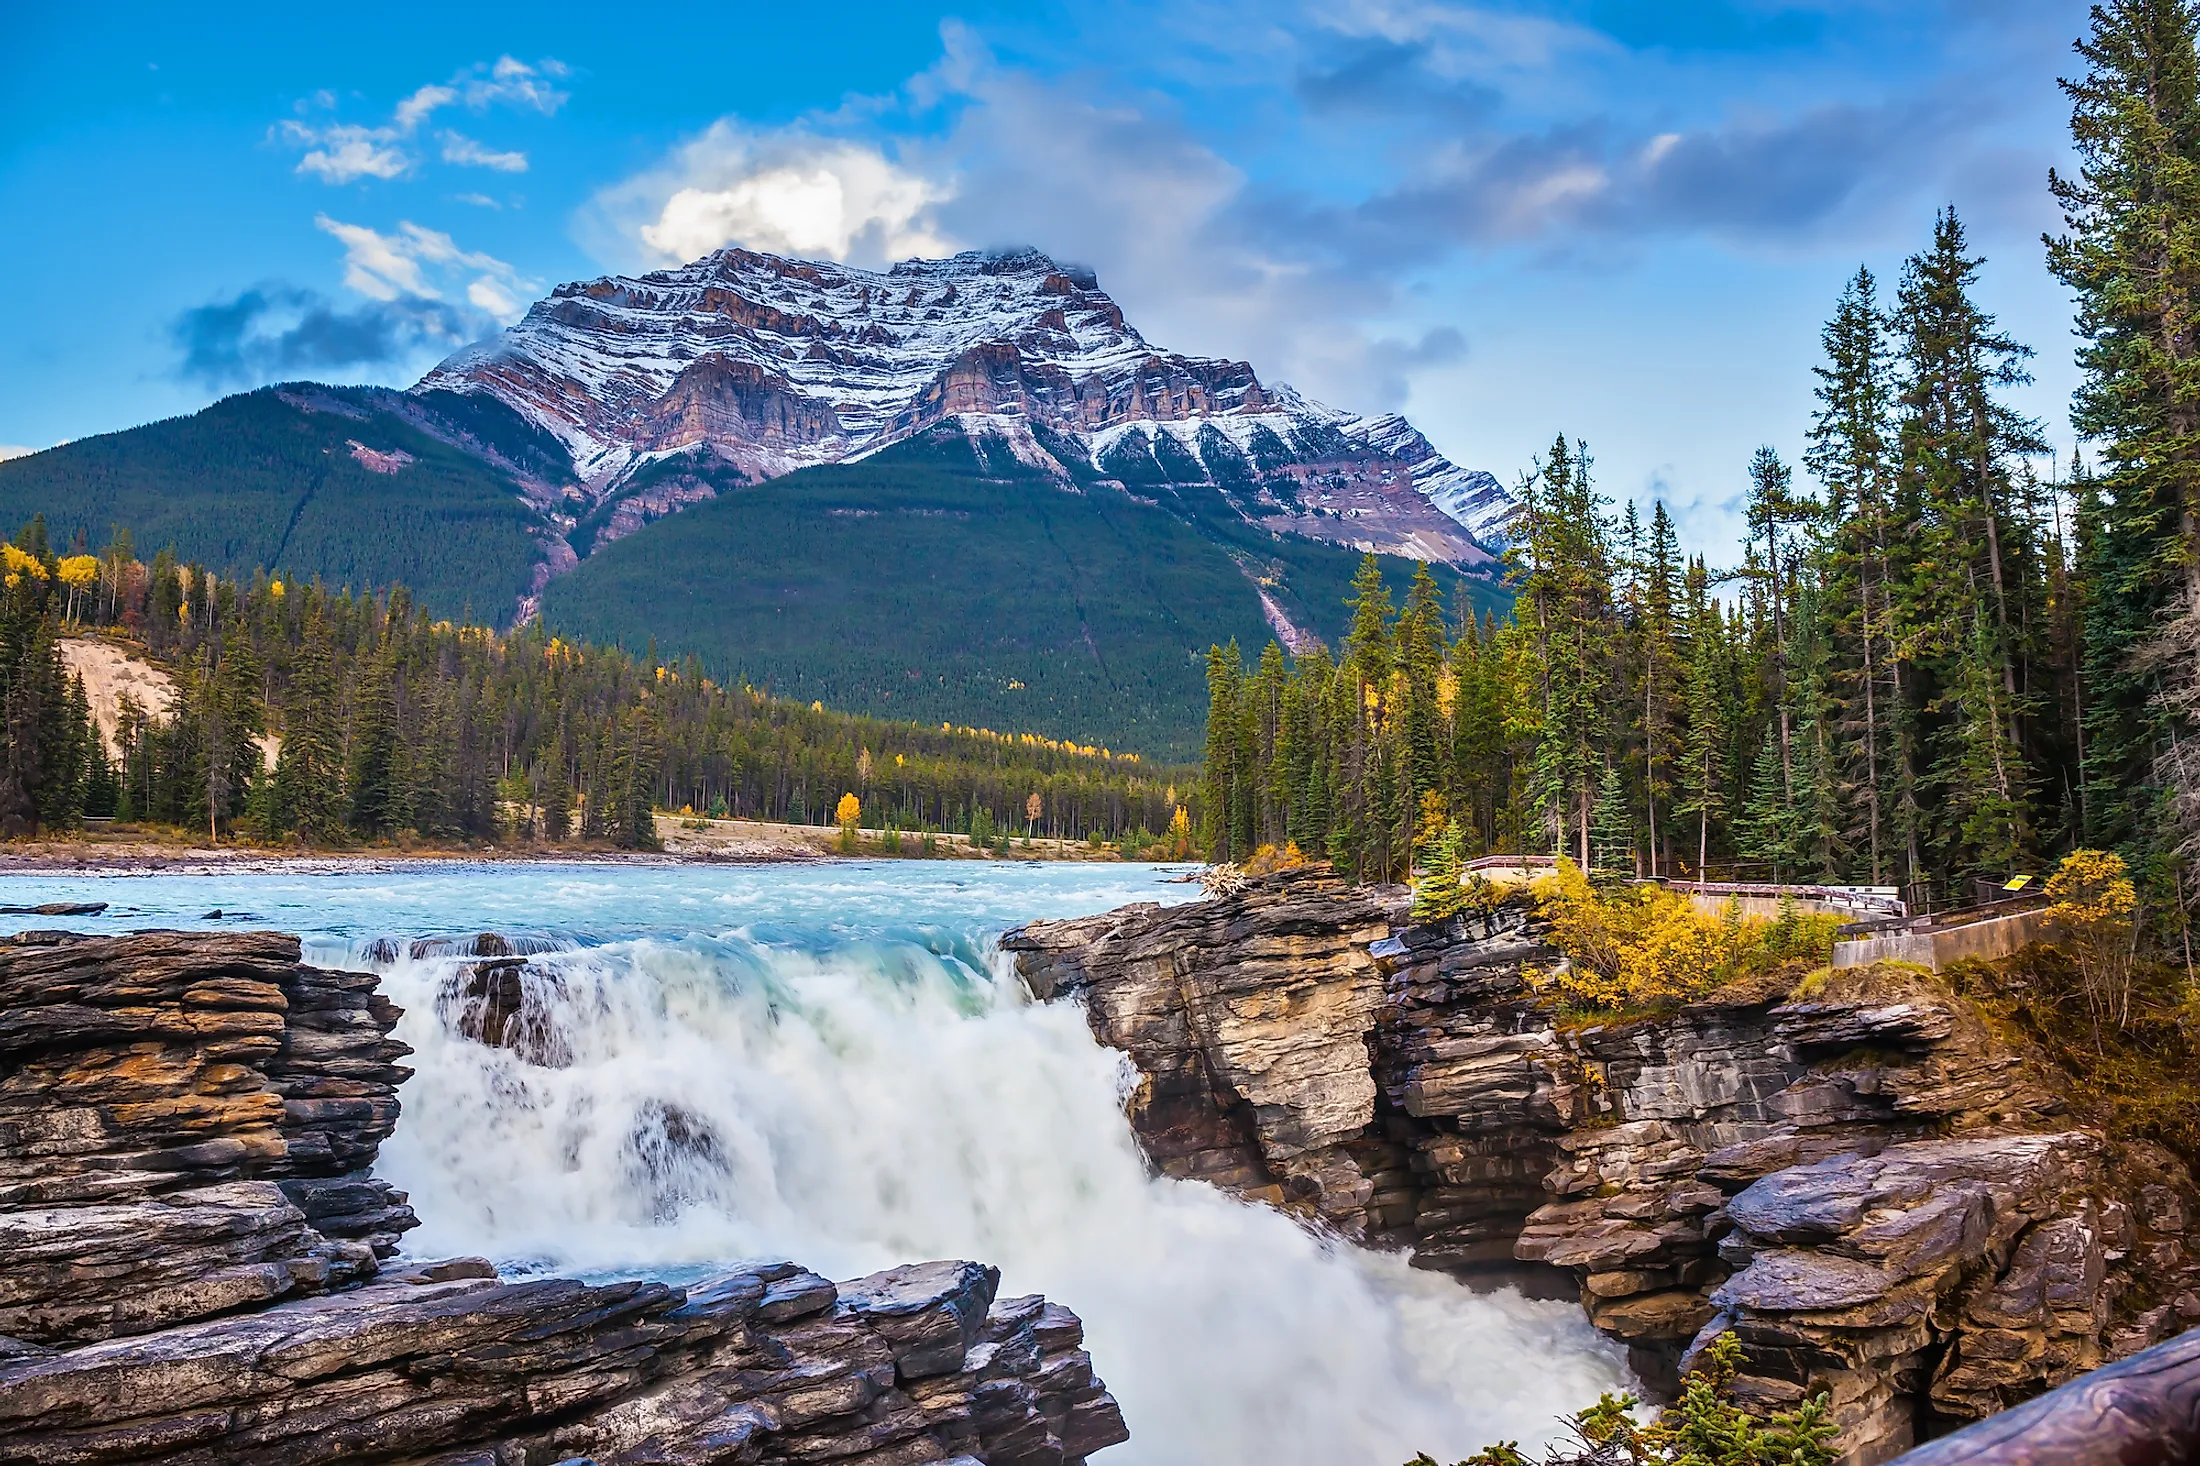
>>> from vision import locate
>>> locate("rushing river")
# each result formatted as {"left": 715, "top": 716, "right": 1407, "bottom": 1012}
{"left": 3, "top": 860, "right": 1630, "bottom": 1462}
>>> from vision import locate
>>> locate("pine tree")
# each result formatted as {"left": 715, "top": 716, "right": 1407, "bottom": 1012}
{"left": 1676, "top": 561, "right": 1730, "bottom": 877}
{"left": 1934, "top": 607, "right": 2035, "bottom": 879}
{"left": 2048, "top": 0, "right": 2200, "bottom": 885}
{"left": 1894, "top": 207, "right": 2050, "bottom": 887}
{"left": 346, "top": 638, "right": 404, "bottom": 836}
{"left": 1641, "top": 501, "right": 1683, "bottom": 875}
{"left": 1746, "top": 445, "right": 1815, "bottom": 811}
{"left": 1589, "top": 760, "right": 1633, "bottom": 873}
{"left": 1396, "top": 564, "right": 1447, "bottom": 839}
{"left": 1809, "top": 265, "right": 1901, "bottom": 883}
{"left": 1736, "top": 724, "right": 1799, "bottom": 882}
{"left": 275, "top": 613, "right": 346, "bottom": 843}
{"left": 1200, "top": 642, "right": 1244, "bottom": 861}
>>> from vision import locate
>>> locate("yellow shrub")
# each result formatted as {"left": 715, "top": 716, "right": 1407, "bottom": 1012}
{"left": 1526, "top": 860, "right": 1840, "bottom": 1015}
{"left": 1242, "top": 841, "right": 1311, "bottom": 877}
{"left": 2045, "top": 847, "right": 2140, "bottom": 1033}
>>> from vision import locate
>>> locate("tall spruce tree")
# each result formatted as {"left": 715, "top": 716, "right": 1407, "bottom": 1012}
{"left": 2049, "top": 0, "right": 2200, "bottom": 895}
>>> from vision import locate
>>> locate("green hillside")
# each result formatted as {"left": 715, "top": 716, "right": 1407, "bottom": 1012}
{"left": 539, "top": 431, "right": 1509, "bottom": 761}
{"left": 0, "top": 385, "right": 548, "bottom": 622}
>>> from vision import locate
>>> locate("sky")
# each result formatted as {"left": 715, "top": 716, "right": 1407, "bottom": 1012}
{"left": 0, "top": 0, "right": 2096, "bottom": 554}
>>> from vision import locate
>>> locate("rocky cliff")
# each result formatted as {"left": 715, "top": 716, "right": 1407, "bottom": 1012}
{"left": 1004, "top": 871, "right": 2200, "bottom": 1465}
{"left": 0, "top": 930, "right": 1127, "bottom": 1466}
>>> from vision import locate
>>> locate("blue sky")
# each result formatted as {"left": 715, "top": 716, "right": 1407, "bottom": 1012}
{"left": 1, "top": 0, "right": 2091, "bottom": 553}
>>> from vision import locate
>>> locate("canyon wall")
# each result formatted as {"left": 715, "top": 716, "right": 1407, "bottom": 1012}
{"left": 0, "top": 930, "right": 1126, "bottom": 1466}
{"left": 1004, "top": 870, "right": 2200, "bottom": 1464}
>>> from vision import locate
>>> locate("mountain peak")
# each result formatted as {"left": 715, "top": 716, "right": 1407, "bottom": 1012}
{"left": 416, "top": 243, "right": 1516, "bottom": 564}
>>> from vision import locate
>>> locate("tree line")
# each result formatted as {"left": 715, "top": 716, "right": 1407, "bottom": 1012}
{"left": 1201, "top": 3, "right": 2200, "bottom": 931}
{"left": 12, "top": 524, "right": 1195, "bottom": 850}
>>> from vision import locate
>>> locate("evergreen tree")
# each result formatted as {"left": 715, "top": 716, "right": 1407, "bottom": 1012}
{"left": 275, "top": 614, "right": 346, "bottom": 843}
{"left": 2048, "top": 0, "right": 2200, "bottom": 889}
{"left": 1809, "top": 265, "right": 1902, "bottom": 883}
{"left": 1676, "top": 561, "right": 1730, "bottom": 876}
{"left": 1894, "top": 207, "right": 2050, "bottom": 888}
{"left": 1200, "top": 642, "right": 1245, "bottom": 861}
{"left": 1589, "top": 760, "right": 1633, "bottom": 873}
{"left": 346, "top": 638, "right": 405, "bottom": 836}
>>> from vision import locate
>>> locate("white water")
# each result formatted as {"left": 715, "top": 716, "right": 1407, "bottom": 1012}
{"left": 2, "top": 861, "right": 1630, "bottom": 1462}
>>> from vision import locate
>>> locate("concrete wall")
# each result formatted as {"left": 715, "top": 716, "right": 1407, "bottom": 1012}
{"left": 1832, "top": 909, "right": 2052, "bottom": 972}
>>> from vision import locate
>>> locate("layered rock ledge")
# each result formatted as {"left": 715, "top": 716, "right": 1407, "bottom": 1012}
{"left": 1004, "top": 869, "right": 2200, "bottom": 1464}
{"left": 0, "top": 931, "right": 1126, "bottom": 1466}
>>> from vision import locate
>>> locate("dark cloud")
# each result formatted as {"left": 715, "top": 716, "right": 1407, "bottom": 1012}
{"left": 1294, "top": 39, "right": 1497, "bottom": 127}
{"left": 170, "top": 286, "right": 475, "bottom": 388}
{"left": 1220, "top": 89, "right": 1992, "bottom": 277}
{"left": 1362, "top": 326, "right": 1468, "bottom": 406}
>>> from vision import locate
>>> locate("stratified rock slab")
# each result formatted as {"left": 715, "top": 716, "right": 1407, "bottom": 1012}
{"left": 0, "top": 931, "right": 1129, "bottom": 1466}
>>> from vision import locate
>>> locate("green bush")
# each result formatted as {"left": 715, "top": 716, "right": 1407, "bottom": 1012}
{"left": 1408, "top": 1335, "right": 1836, "bottom": 1466}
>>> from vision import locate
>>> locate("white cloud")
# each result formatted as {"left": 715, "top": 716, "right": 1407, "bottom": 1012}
{"left": 453, "top": 192, "right": 503, "bottom": 208}
{"left": 441, "top": 130, "right": 529, "bottom": 172}
{"left": 281, "top": 121, "right": 413, "bottom": 184}
{"left": 392, "top": 84, "right": 458, "bottom": 132}
{"left": 581, "top": 28, "right": 1432, "bottom": 414}
{"left": 466, "top": 276, "right": 523, "bottom": 316}
{"left": 277, "top": 57, "right": 563, "bottom": 185}
{"left": 602, "top": 125, "right": 954, "bottom": 267}
{"left": 314, "top": 214, "right": 535, "bottom": 322}
{"left": 0, "top": 445, "right": 37, "bottom": 462}
{"left": 464, "top": 56, "right": 569, "bottom": 115}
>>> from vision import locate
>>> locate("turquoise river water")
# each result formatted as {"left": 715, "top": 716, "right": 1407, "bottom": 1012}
{"left": 0, "top": 860, "right": 1630, "bottom": 1464}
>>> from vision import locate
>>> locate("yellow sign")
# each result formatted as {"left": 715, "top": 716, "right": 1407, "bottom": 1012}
{"left": 2002, "top": 875, "right": 2033, "bottom": 892}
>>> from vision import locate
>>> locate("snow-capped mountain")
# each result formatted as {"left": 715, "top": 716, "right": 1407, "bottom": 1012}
{"left": 417, "top": 246, "right": 1517, "bottom": 566}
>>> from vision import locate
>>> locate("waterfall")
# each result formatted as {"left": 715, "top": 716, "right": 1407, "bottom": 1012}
{"left": 372, "top": 926, "right": 1632, "bottom": 1465}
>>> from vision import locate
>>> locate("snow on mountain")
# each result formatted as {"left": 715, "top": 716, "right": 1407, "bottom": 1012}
{"left": 416, "top": 246, "right": 1514, "bottom": 565}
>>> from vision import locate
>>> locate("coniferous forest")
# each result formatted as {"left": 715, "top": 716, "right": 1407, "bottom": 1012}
{"left": 0, "top": 515, "right": 1192, "bottom": 851}
{"left": 1199, "top": 5, "right": 2200, "bottom": 936}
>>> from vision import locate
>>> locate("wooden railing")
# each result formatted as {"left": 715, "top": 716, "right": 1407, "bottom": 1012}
{"left": 1890, "top": 1326, "right": 2200, "bottom": 1463}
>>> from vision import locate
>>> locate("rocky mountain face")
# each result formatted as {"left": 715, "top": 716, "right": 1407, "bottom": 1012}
{"left": 418, "top": 247, "right": 1513, "bottom": 569}
{"left": 0, "top": 929, "right": 1125, "bottom": 1466}
{"left": 1004, "top": 872, "right": 2200, "bottom": 1466}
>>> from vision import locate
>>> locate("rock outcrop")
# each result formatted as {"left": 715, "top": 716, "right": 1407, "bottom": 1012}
{"left": 0, "top": 931, "right": 1127, "bottom": 1466}
{"left": 1005, "top": 870, "right": 2200, "bottom": 1464}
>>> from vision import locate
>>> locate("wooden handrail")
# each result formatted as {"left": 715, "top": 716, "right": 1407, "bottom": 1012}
{"left": 1889, "top": 1326, "right": 2200, "bottom": 1463}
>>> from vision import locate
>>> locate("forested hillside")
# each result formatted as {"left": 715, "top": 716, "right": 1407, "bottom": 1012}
{"left": 541, "top": 429, "right": 1508, "bottom": 762}
{"left": 0, "top": 386, "right": 552, "bottom": 622}
{"left": 1198, "top": 5, "right": 2200, "bottom": 931}
{"left": 0, "top": 512, "right": 1192, "bottom": 849}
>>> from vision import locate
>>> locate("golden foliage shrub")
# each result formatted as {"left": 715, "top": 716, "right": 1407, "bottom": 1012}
{"left": 1241, "top": 841, "right": 1311, "bottom": 877}
{"left": 1526, "top": 859, "right": 1842, "bottom": 1014}
{"left": 2044, "top": 847, "right": 2140, "bottom": 1035}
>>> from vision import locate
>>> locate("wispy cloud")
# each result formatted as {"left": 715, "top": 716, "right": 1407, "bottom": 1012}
{"left": 0, "top": 445, "right": 36, "bottom": 463}
{"left": 275, "top": 57, "right": 566, "bottom": 185}
{"left": 440, "top": 130, "right": 528, "bottom": 172}
{"left": 313, "top": 214, "right": 535, "bottom": 317}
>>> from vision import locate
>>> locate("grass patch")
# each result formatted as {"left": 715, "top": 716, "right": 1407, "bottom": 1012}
{"left": 1946, "top": 944, "right": 2200, "bottom": 1166}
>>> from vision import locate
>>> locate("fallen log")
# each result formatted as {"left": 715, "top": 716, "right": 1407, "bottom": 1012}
{"left": 1892, "top": 1326, "right": 2200, "bottom": 1464}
